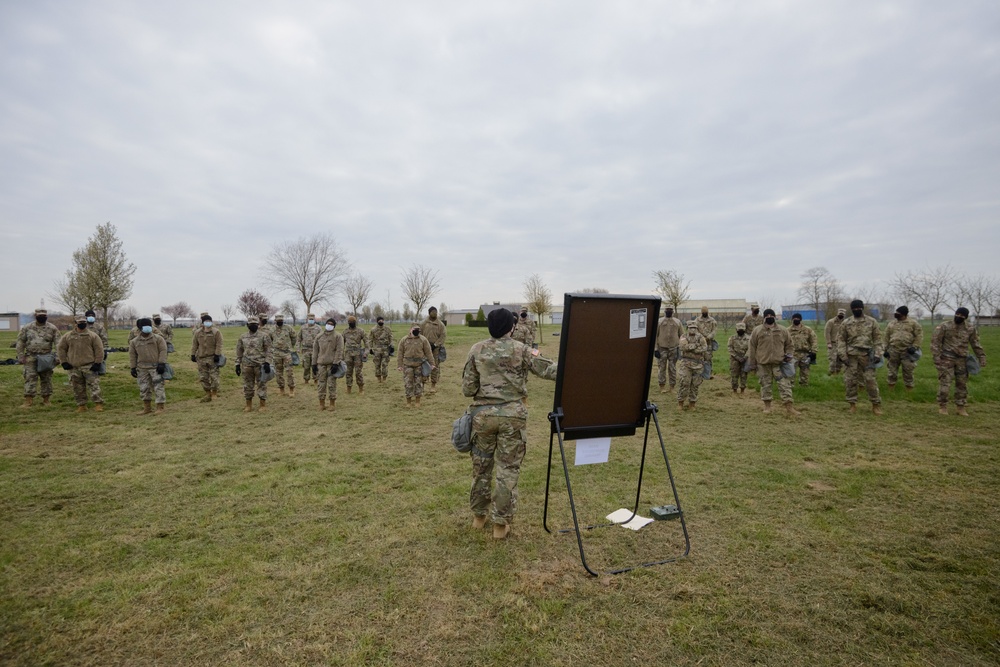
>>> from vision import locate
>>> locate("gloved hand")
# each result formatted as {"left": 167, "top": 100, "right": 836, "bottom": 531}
{"left": 103, "top": 349, "right": 108, "bottom": 360}
{"left": 312, "top": 365, "right": 319, "bottom": 375}
{"left": 156, "top": 363, "right": 166, "bottom": 375}
{"left": 883, "top": 350, "right": 890, "bottom": 360}
{"left": 653, "top": 350, "right": 661, "bottom": 359}
{"left": 62, "top": 362, "right": 73, "bottom": 370}
{"left": 431, "top": 344, "right": 437, "bottom": 351}
{"left": 213, "top": 354, "right": 220, "bottom": 364}
{"left": 809, "top": 352, "right": 817, "bottom": 363}
{"left": 130, "top": 367, "right": 138, "bottom": 378}
{"left": 262, "top": 362, "right": 271, "bottom": 374}
{"left": 191, "top": 354, "right": 197, "bottom": 363}
{"left": 906, "top": 347, "right": 917, "bottom": 355}
{"left": 369, "top": 349, "right": 375, "bottom": 355}
{"left": 783, "top": 354, "right": 794, "bottom": 362}
{"left": 89, "top": 362, "right": 101, "bottom": 373}
{"left": 235, "top": 364, "right": 242, "bottom": 377}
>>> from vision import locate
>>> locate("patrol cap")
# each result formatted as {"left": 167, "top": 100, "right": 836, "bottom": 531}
{"left": 701, "top": 306, "right": 709, "bottom": 314}
{"left": 347, "top": 315, "right": 356, "bottom": 323}
{"left": 258, "top": 312, "right": 268, "bottom": 319}
{"left": 247, "top": 316, "right": 260, "bottom": 324}
{"left": 34, "top": 308, "right": 47, "bottom": 315}
{"left": 76, "top": 315, "right": 88, "bottom": 324}
{"left": 307, "top": 313, "right": 315, "bottom": 318}
{"left": 736, "top": 322, "right": 746, "bottom": 331}
{"left": 275, "top": 314, "right": 284, "bottom": 321}
{"left": 837, "top": 308, "right": 846, "bottom": 315}
{"left": 792, "top": 312, "right": 802, "bottom": 320}
{"left": 152, "top": 313, "right": 161, "bottom": 319}
{"left": 750, "top": 302, "right": 759, "bottom": 308}
{"left": 325, "top": 317, "right": 336, "bottom": 325}
{"left": 956, "top": 307, "right": 970, "bottom": 317}
{"left": 686, "top": 321, "right": 698, "bottom": 329}
{"left": 200, "top": 312, "right": 211, "bottom": 319}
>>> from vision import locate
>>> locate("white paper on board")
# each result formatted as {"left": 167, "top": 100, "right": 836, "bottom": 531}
{"left": 574, "top": 437, "right": 611, "bottom": 465}
{"left": 606, "top": 508, "right": 654, "bottom": 530}
{"left": 629, "top": 308, "right": 647, "bottom": 339}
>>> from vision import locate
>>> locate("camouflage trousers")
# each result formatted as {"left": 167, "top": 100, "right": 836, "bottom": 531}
{"left": 274, "top": 351, "right": 295, "bottom": 389}
{"left": 887, "top": 349, "right": 916, "bottom": 388}
{"left": 402, "top": 365, "right": 424, "bottom": 398}
{"left": 844, "top": 355, "right": 880, "bottom": 405}
{"left": 345, "top": 351, "right": 365, "bottom": 388}
{"left": 470, "top": 402, "right": 528, "bottom": 525}
{"left": 197, "top": 357, "right": 220, "bottom": 393}
{"left": 657, "top": 346, "right": 679, "bottom": 387}
{"left": 242, "top": 364, "right": 267, "bottom": 400}
{"left": 316, "top": 364, "right": 339, "bottom": 400}
{"left": 423, "top": 347, "right": 444, "bottom": 385}
{"left": 794, "top": 352, "right": 812, "bottom": 385}
{"left": 301, "top": 352, "right": 314, "bottom": 382}
{"left": 758, "top": 363, "right": 793, "bottom": 403}
{"left": 729, "top": 355, "right": 748, "bottom": 390}
{"left": 136, "top": 367, "right": 166, "bottom": 404}
{"left": 372, "top": 348, "right": 391, "bottom": 379}
{"left": 676, "top": 359, "right": 704, "bottom": 403}
{"left": 22, "top": 357, "right": 54, "bottom": 397}
{"left": 828, "top": 346, "right": 842, "bottom": 374}
{"left": 69, "top": 367, "right": 102, "bottom": 406}
{"left": 935, "top": 357, "right": 969, "bottom": 406}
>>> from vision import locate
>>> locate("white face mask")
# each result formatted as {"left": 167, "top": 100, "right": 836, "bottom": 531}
{"left": 325, "top": 324, "right": 335, "bottom": 331}
{"left": 308, "top": 319, "right": 315, "bottom": 325}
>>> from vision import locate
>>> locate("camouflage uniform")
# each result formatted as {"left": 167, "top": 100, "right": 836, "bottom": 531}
{"left": 128, "top": 324, "right": 162, "bottom": 343}
{"left": 259, "top": 316, "right": 276, "bottom": 343}
{"left": 298, "top": 317, "right": 322, "bottom": 383}
{"left": 694, "top": 311, "right": 718, "bottom": 364}
{"left": 742, "top": 307, "right": 764, "bottom": 334}
{"left": 511, "top": 310, "right": 536, "bottom": 347}
{"left": 152, "top": 315, "right": 173, "bottom": 351}
{"left": 86, "top": 318, "right": 109, "bottom": 349}
{"left": 824, "top": 312, "right": 847, "bottom": 374}
{"left": 749, "top": 322, "right": 794, "bottom": 405}
{"left": 676, "top": 325, "right": 707, "bottom": 406}
{"left": 837, "top": 314, "right": 883, "bottom": 407}
{"left": 655, "top": 314, "right": 683, "bottom": 389}
{"left": 58, "top": 322, "right": 105, "bottom": 408}
{"left": 191, "top": 322, "right": 223, "bottom": 395}
{"left": 728, "top": 326, "right": 750, "bottom": 391}
{"left": 342, "top": 320, "right": 367, "bottom": 391}
{"left": 421, "top": 310, "right": 447, "bottom": 387}
{"left": 236, "top": 324, "right": 273, "bottom": 402}
{"left": 16, "top": 311, "right": 60, "bottom": 400}
{"left": 931, "top": 318, "right": 986, "bottom": 409}
{"left": 788, "top": 321, "right": 818, "bottom": 385}
{"left": 129, "top": 332, "right": 168, "bottom": 406}
{"left": 312, "top": 327, "right": 344, "bottom": 403}
{"left": 369, "top": 321, "right": 394, "bottom": 381}
{"left": 462, "top": 336, "right": 557, "bottom": 526}
{"left": 884, "top": 316, "right": 923, "bottom": 388}
{"left": 398, "top": 331, "right": 434, "bottom": 400}
{"left": 271, "top": 318, "right": 297, "bottom": 392}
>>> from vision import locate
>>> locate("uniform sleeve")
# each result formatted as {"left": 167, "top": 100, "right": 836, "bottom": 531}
{"left": 191, "top": 332, "right": 199, "bottom": 356}
{"left": 462, "top": 353, "right": 480, "bottom": 397}
{"left": 16, "top": 326, "right": 27, "bottom": 356}
{"left": 748, "top": 331, "right": 757, "bottom": 364}
{"left": 912, "top": 321, "right": 924, "bottom": 350}
{"left": 783, "top": 330, "right": 793, "bottom": 356}
{"left": 236, "top": 337, "right": 244, "bottom": 365}
{"left": 214, "top": 331, "right": 223, "bottom": 355}
{"left": 529, "top": 353, "right": 557, "bottom": 381}
{"left": 931, "top": 324, "right": 944, "bottom": 359}
{"left": 837, "top": 324, "right": 848, "bottom": 359}
{"left": 970, "top": 328, "right": 986, "bottom": 363}
{"left": 263, "top": 334, "right": 273, "bottom": 363}
{"left": 157, "top": 336, "right": 168, "bottom": 363}
{"left": 422, "top": 338, "right": 433, "bottom": 361}
{"left": 91, "top": 333, "right": 104, "bottom": 360}
{"left": 824, "top": 320, "right": 833, "bottom": 346}
{"left": 809, "top": 328, "right": 817, "bottom": 353}
{"left": 440, "top": 323, "right": 447, "bottom": 344}
{"left": 872, "top": 321, "right": 884, "bottom": 357}
{"left": 57, "top": 333, "right": 68, "bottom": 361}
{"left": 98, "top": 327, "right": 109, "bottom": 347}
{"left": 129, "top": 340, "right": 138, "bottom": 367}
{"left": 335, "top": 334, "right": 344, "bottom": 360}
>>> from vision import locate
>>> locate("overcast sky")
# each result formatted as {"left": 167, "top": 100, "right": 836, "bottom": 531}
{"left": 2, "top": 0, "right": 998, "bottom": 318}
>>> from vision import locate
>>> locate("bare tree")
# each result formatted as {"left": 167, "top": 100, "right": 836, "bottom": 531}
{"left": 652, "top": 270, "right": 691, "bottom": 311}
{"left": 237, "top": 289, "right": 273, "bottom": 319}
{"left": 344, "top": 274, "right": 375, "bottom": 317}
{"left": 49, "top": 269, "right": 86, "bottom": 316}
{"left": 116, "top": 304, "right": 139, "bottom": 328}
{"left": 161, "top": 301, "right": 195, "bottom": 326}
{"left": 523, "top": 273, "right": 553, "bottom": 340}
{"left": 220, "top": 304, "right": 235, "bottom": 325}
{"left": 954, "top": 273, "right": 1000, "bottom": 318}
{"left": 263, "top": 233, "right": 351, "bottom": 315}
{"left": 853, "top": 282, "right": 896, "bottom": 322}
{"left": 889, "top": 265, "right": 959, "bottom": 322}
{"left": 361, "top": 305, "right": 373, "bottom": 322}
{"left": 796, "top": 267, "right": 841, "bottom": 329}
{"left": 400, "top": 264, "right": 440, "bottom": 317}
{"left": 279, "top": 299, "right": 300, "bottom": 325}
{"left": 67, "top": 222, "right": 137, "bottom": 327}
{"left": 438, "top": 302, "right": 449, "bottom": 317}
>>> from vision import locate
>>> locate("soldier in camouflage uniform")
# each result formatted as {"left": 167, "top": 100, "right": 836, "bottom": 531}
{"left": 837, "top": 300, "right": 883, "bottom": 415}
{"left": 298, "top": 313, "right": 321, "bottom": 384}
{"left": 676, "top": 321, "right": 707, "bottom": 410}
{"left": 932, "top": 307, "right": 987, "bottom": 416}
{"left": 511, "top": 307, "right": 537, "bottom": 348}
{"left": 655, "top": 306, "right": 683, "bottom": 393}
{"left": 128, "top": 319, "right": 161, "bottom": 343}
{"left": 884, "top": 305, "right": 923, "bottom": 390}
{"left": 16, "top": 308, "right": 60, "bottom": 407}
{"left": 152, "top": 314, "right": 173, "bottom": 352}
{"left": 728, "top": 322, "right": 750, "bottom": 395}
{"left": 128, "top": 317, "right": 167, "bottom": 414}
{"left": 236, "top": 316, "right": 273, "bottom": 413}
{"left": 271, "top": 314, "right": 297, "bottom": 396}
{"left": 312, "top": 317, "right": 344, "bottom": 410}
{"left": 694, "top": 306, "right": 718, "bottom": 373}
{"left": 788, "top": 313, "right": 818, "bottom": 386}
{"left": 397, "top": 323, "right": 435, "bottom": 406}
{"left": 342, "top": 315, "right": 367, "bottom": 394}
{"left": 825, "top": 309, "right": 847, "bottom": 375}
{"left": 742, "top": 302, "right": 764, "bottom": 333}
{"left": 463, "top": 308, "right": 558, "bottom": 539}
{"left": 58, "top": 315, "right": 105, "bottom": 413}
{"left": 84, "top": 309, "right": 110, "bottom": 350}
{"left": 420, "top": 306, "right": 447, "bottom": 392}
{"left": 259, "top": 313, "right": 275, "bottom": 342}
{"left": 191, "top": 312, "right": 223, "bottom": 402}
{"left": 369, "top": 316, "right": 394, "bottom": 383}
{"left": 748, "top": 309, "right": 798, "bottom": 415}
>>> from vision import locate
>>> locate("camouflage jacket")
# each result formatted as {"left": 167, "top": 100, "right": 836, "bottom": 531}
{"left": 129, "top": 325, "right": 161, "bottom": 343}
{"left": 87, "top": 322, "right": 109, "bottom": 348}
{"left": 236, "top": 330, "right": 272, "bottom": 367}
{"left": 931, "top": 320, "right": 985, "bottom": 363}
{"left": 16, "top": 322, "right": 60, "bottom": 357}
{"left": 788, "top": 323, "right": 818, "bottom": 354}
{"left": 158, "top": 322, "right": 173, "bottom": 342}
{"left": 749, "top": 324, "right": 792, "bottom": 365}
{"left": 694, "top": 315, "right": 717, "bottom": 342}
{"left": 837, "top": 315, "right": 883, "bottom": 359}
{"left": 511, "top": 319, "right": 535, "bottom": 346}
{"left": 742, "top": 313, "right": 764, "bottom": 332}
{"left": 298, "top": 323, "right": 321, "bottom": 352}
{"left": 129, "top": 334, "right": 167, "bottom": 368}
{"left": 655, "top": 317, "right": 682, "bottom": 349}
{"left": 342, "top": 327, "right": 368, "bottom": 353}
{"left": 369, "top": 324, "right": 393, "bottom": 349}
{"left": 420, "top": 317, "right": 447, "bottom": 347}
{"left": 192, "top": 327, "right": 223, "bottom": 358}
{"left": 824, "top": 316, "right": 846, "bottom": 348}
{"left": 271, "top": 325, "right": 296, "bottom": 353}
{"left": 398, "top": 334, "right": 433, "bottom": 367}
{"left": 260, "top": 323, "right": 276, "bottom": 343}
{"left": 462, "top": 337, "right": 557, "bottom": 411}
{"left": 884, "top": 318, "right": 923, "bottom": 352}
{"left": 57, "top": 329, "right": 104, "bottom": 367}
{"left": 679, "top": 331, "right": 708, "bottom": 362}
{"left": 728, "top": 333, "right": 750, "bottom": 361}
{"left": 313, "top": 330, "right": 344, "bottom": 365}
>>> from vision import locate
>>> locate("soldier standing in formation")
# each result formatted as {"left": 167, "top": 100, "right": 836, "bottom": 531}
{"left": 398, "top": 322, "right": 435, "bottom": 407}
{"left": 884, "top": 305, "right": 923, "bottom": 391}
{"left": 748, "top": 309, "right": 799, "bottom": 415}
{"left": 298, "top": 313, "right": 321, "bottom": 385}
{"left": 312, "top": 317, "right": 344, "bottom": 411}
{"left": 369, "top": 316, "right": 394, "bottom": 384}
{"left": 191, "top": 312, "right": 223, "bottom": 402}
{"left": 84, "top": 309, "right": 110, "bottom": 350}
{"left": 694, "top": 306, "right": 718, "bottom": 375}
{"left": 128, "top": 317, "right": 167, "bottom": 415}
{"left": 655, "top": 306, "right": 683, "bottom": 393}
{"left": 420, "top": 306, "right": 447, "bottom": 393}
{"left": 511, "top": 306, "right": 536, "bottom": 348}
{"left": 837, "top": 299, "right": 883, "bottom": 415}
{"left": 58, "top": 315, "right": 105, "bottom": 413}
{"left": 236, "top": 316, "right": 273, "bottom": 413}
{"left": 462, "top": 308, "right": 557, "bottom": 540}
{"left": 343, "top": 315, "right": 368, "bottom": 394}
{"left": 152, "top": 313, "right": 174, "bottom": 352}
{"left": 742, "top": 302, "right": 763, "bottom": 332}
{"left": 932, "top": 307, "right": 987, "bottom": 416}
{"left": 788, "top": 313, "right": 818, "bottom": 386}
{"left": 259, "top": 313, "right": 275, "bottom": 341}
{"left": 128, "top": 317, "right": 161, "bottom": 343}
{"left": 825, "top": 308, "right": 847, "bottom": 375}
{"left": 271, "top": 314, "right": 297, "bottom": 397}
{"left": 728, "top": 322, "right": 750, "bottom": 396}
{"left": 676, "top": 321, "right": 707, "bottom": 411}
{"left": 16, "top": 308, "right": 60, "bottom": 408}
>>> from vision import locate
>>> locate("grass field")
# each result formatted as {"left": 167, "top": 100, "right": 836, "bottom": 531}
{"left": 1, "top": 323, "right": 998, "bottom": 666}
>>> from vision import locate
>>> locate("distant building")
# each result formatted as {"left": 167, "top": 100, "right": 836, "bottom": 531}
{"left": 0, "top": 312, "right": 20, "bottom": 332}
{"left": 675, "top": 299, "right": 749, "bottom": 318}
{"left": 782, "top": 303, "right": 882, "bottom": 322}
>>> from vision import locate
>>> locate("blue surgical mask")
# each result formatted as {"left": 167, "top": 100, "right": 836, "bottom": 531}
{"left": 141, "top": 326, "right": 153, "bottom": 334}
{"left": 203, "top": 320, "right": 213, "bottom": 327}
{"left": 308, "top": 319, "right": 315, "bottom": 325}
{"left": 87, "top": 316, "right": 95, "bottom": 323}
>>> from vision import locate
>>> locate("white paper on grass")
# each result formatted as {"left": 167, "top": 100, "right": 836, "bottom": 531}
{"left": 606, "top": 508, "right": 654, "bottom": 531}
{"left": 629, "top": 308, "right": 647, "bottom": 339}
{"left": 574, "top": 437, "right": 611, "bottom": 465}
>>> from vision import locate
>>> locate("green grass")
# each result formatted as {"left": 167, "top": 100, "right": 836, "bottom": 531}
{"left": 0, "top": 324, "right": 998, "bottom": 666}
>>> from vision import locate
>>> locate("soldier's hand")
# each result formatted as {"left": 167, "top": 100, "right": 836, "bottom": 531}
{"left": 103, "top": 350, "right": 108, "bottom": 360}
{"left": 262, "top": 362, "right": 271, "bottom": 374}
{"left": 431, "top": 344, "right": 437, "bottom": 351}
{"left": 18, "top": 356, "right": 25, "bottom": 364}
{"left": 191, "top": 355, "right": 197, "bottom": 363}
{"left": 156, "top": 363, "right": 166, "bottom": 375}
{"left": 89, "top": 362, "right": 101, "bottom": 373}
{"left": 130, "top": 367, "right": 138, "bottom": 378}
{"left": 62, "top": 362, "right": 73, "bottom": 371}
{"left": 906, "top": 347, "right": 917, "bottom": 355}
{"left": 653, "top": 350, "right": 661, "bottom": 359}
{"left": 369, "top": 349, "right": 375, "bottom": 355}
{"left": 213, "top": 354, "right": 220, "bottom": 363}
{"left": 235, "top": 364, "right": 242, "bottom": 376}
{"left": 312, "top": 365, "right": 319, "bottom": 375}
{"left": 397, "top": 366, "right": 403, "bottom": 372}
{"left": 883, "top": 350, "right": 890, "bottom": 360}
{"left": 981, "top": 358, "right": 987, "bottom": 368}
{"left": 783, "top": 354, "right": 793, "bottom": 363}
{"left": 809, "top": 352, "right": 817, "bottom": 363}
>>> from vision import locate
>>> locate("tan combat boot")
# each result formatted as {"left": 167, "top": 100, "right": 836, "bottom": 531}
{"left": 346, "top": 385, "right": 352, "bottom": 394}
{"left": 429, "top": 383, "right": 437, "bottom": 394}
{"left": 677, "top": 401, "right": 685, "bottom": 411}
{"left": 328, "top": 399, "right": 336, "bottom": 410}
{"left": 244, "top": 399, "right": 253, "bottom": 413}
{"left": 938, "top": 403, "right": 948, "bottom": 415}
{"left": 358, "top": 385, "right": 364, "bottom": 395}
{"left": 415, "top": 395, "right": 422, "bottom": 407}
{"left": 279, "top": 387, "right": 286, "bottom": 396}
{"left": 956, "top": 406, "right": 969, "bottom": 417}
{"left": 688, "top": 401, "right": 696, "bottom": 410}
{"left": 288, "top": 387, "right": 295, "bottom": 397}
{"left": 258, "top": 399, "right": 267, "bottom": 413}
{"left": 659, "top": 384, "right": 666, "bottom": 393}
{"left": 472, "top": 515, "right": 488, "bottom": 530}
{"left": 42, "top": 395, "right": 51, "bottom": 406}
{"left": 94, "top": 403, "right": 103, "bottom": 412}
{"left": 849, "top": 403, "right": 857, "bottom": 414}
{"left": 785, "top": 402, "right": 801, "bottom": 416}
{"left": 76, "top": 405, "right": 87, "bottom": 414}
{"left": 872, "top": 404, "right": 883, "bottom": 416}
{"left": 492, "top": 523, "right": 511, "bottom": 540}
{"left": 138, "top": 400, "right": 152, "bottom": 415}
{"left": 20, "top": 396, "right": 33, "bottom": 408}
{"left": 211, "top": 390, "right": 218, "bottom": 399}
{"left": 155, "top": 403, "right": 165, "bottom": 414}
{"left": 905, "top": 386, "right": 913, "bottom": 392}
{"left": 762, "top": 400, "right": 772, "bottom": 413}
{"left": 200, "top": 392, "right": 212, "bottom": 403}
{"left": 740, "top": 387, "right": 745, "bottom": 395}
{"left": 319, "top": 398, "right": 326, "bottom": 411}
{"left": 406, "top": 396, "right": 412, "bottom": 407}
